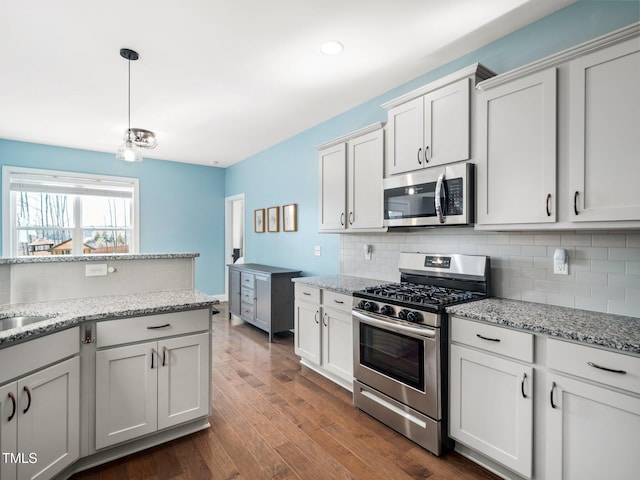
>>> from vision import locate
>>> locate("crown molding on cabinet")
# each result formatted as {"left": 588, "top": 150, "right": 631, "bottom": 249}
{"left": 477, "top": 21, "right": 640, "bottom": 91}
{"left": 380, "top": 63, "right": 496, "bottom": 111}
{"left": 314, "top": 121, "right": 385, "bottom": 151}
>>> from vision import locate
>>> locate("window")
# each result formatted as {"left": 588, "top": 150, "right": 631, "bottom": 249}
{"left": 2, "top": 166, "right": 139, "bottom": 257}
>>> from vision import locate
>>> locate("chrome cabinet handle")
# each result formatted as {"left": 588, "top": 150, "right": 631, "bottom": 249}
{"left": 588, "top": 361, "right": 627, "bottom": 375}
{"left": 574, "top": 191, "right": 579, "bottom": 215}
{"left": 476, "top": 333, "right": 500, "bottom": 342}
{"left": 521, "top": 373, "right": 528, "bottom": 399}
{"left": 151, "top": 348, "right": 156, "bottom": 369}
{"left": 314, "top": 310, "right": 319, "bottom": 324}
{"left": 546, "top": 193, "right": 551, "bottom": 216}
{"left": 425, "top": 145, "right": 430, "bottom": 163}
{"left": 550, "top": 381, "right": 557, "bottom": 409}
{"left": 7, "top": 392, "right": 16, "bottom": 421}
{"left": 417, "top": 147, "right": 422, "bottom": 165}
{"left": 23, "top": 386, "right": 32, "bottom": 414}
{"left": 147, "top": 323, "right": 171, "bottom": 330}
{"left": 162, "top": 346, "right": 167, "bottom": 367}
{"left": 435, "top": 173, "right": 445, "bottom": 224}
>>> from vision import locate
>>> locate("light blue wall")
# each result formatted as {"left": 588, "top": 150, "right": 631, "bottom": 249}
{"left": 225, "top": 0, "right": 639, "bottom": 277}
{"left": 0, "top": 139, "right": 226, "bottom": 295}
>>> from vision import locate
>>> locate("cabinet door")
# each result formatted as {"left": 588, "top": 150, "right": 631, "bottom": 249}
{"left": 424, "top": 78, "right": 470, "bottom": 167}
{"left": 294, "top": 301, "right": 321, "bottom": 364}
{"left": 449, "top": 345, "right": 533, "bottom": 478}
{"left": 17, "top": 357, "right": 79, "bottom": 480}
{"left": 158, "top": 333, "right": 210, "bottom": 430}
{"left": 569, "top": 38, "right": 640, "bottom": 222}
{"left": 95, "top": 342, "right": 158, "bottom": 449}
{"left": 546, "top": 373, "right": 640, "bottom": 480}
{"left": 0, "top": 383, "right": 18, "bottom": 480}
{"left": 254, "top": 275, "right": 271, "bottom": 332}
{"left": 229, "top": 268, "right": 241, "bottom": 317}
{"left": 476, "top": 68, "right": 557, "bottom": 225}
{"left": 347, "top": 129, "right": 384, "bottom": 230}
{"left": 319, "top": 143, "right": 347, "bottom": 230}
{"left": 386, "top": 97, "right": 424, "bottom": 175}
{"left": 321, "top": 308, "right": 353, "bottom": 383}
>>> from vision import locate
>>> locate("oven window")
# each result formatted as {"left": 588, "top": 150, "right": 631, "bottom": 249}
{"left": 359, "top": 323, "right": 424, "bottom": 391}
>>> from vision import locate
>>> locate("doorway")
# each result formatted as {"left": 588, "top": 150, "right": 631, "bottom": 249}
{"left": 224, "top": 193, "right": 245, "bottom": 301}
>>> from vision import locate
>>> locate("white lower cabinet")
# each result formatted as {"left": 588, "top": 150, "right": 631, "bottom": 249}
{"left": 294, "top": 285, "right": 353, "bottom": 390}
{"left": 545, "top": 373, "right": 640, "bottom": 480}
{"left": 95, "top": 310, "right": 210, "bottom": 450}
{"left": 0, "top": 328, "right": 80, "bottom": 480}
{"left": 544, "top": 338, "right": 640, "bottom": 480}
{"left": 449, "top": 317, "right": 533, "bottom": 478}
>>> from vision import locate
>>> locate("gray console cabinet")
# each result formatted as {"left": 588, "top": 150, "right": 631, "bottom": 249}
{"left": 228, "top": 264, "right": 300, "bottom": 341}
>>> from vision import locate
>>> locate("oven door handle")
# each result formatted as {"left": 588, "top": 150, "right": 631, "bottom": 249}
{"left": 353, "top": 310, "right": 436, "bottom": 338}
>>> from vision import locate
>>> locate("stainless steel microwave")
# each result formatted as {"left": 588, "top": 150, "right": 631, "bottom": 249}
{"left": 383, "top": 163, "right": 474, "bottom": 228}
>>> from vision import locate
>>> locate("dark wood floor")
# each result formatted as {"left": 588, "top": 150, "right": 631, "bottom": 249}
{"left": 72, "top": 303, "right": 499, "bottom": 480}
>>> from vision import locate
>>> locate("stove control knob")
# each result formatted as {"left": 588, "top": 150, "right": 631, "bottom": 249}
{"left": 380, "top": 305, "right": 395, "bottom": 316}
{"left": 398, "top": 309, "right": 410, "bottom": 320}
{"left": 406, "top": 311, "right": 423, "bottom": 323}
{"left": 358, "top": 301, "right": 378, "bottom": 312}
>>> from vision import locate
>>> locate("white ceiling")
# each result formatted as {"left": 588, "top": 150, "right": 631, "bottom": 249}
{"left": 0, "top": 0, "right": 576, "bottom": 167}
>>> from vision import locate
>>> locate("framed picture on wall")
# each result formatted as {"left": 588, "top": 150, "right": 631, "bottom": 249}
{"left": 267, "top": 206, "right": 279, "bottom": 232}
{"left": 283, "top": 203, "right": 297, "bottom": 232}
{"left": 254, "top": 208, "right": 265, "bottom": 233}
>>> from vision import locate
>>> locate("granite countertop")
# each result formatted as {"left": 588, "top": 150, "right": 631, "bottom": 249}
{"left": 0, "top": 289, "right": 219, "bottom": 348}
{"left": 0, "top": 253, "right": 199, "bottom": 265}
{"left": 292, "top": 274, "right": 386, "bottom": 295}
{"left": 447, "top": 298, "right": 640, "bottom": 355}
{"left": 228, "top": 263, "right": 301, "bottom": 275}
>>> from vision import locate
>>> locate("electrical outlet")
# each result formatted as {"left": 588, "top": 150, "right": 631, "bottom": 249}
{"left": 553, "top": 249, "right": 569, "bottom": 275}
{"left": 85, "top": 263, "right": 108, "bottom": 277}
{"left": 314, "top": 245, "right": 321, "bottom": 256}
{"left": 364, "top": 244, "right": 372, "bottom": 260}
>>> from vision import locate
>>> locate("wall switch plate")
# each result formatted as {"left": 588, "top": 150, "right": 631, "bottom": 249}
{"left": 314, "top": 245, "right": 321, "bottom": 256}
{"left": 85, "top": 263, "right": 108, "bottom": 277}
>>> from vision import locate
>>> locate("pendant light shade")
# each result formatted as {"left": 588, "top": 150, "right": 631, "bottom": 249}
{"left": 116, "top": 48, "right": 157, "bottom": 162}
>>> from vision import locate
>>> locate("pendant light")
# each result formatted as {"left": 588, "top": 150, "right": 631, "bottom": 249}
{"left": 116, "top": 48, "right": 157, "bottom": 162}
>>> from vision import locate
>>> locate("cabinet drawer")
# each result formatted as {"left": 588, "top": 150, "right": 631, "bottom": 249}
{"left": 241, "top": 286, "right": 255, "bottom": 305}
{"left": 295, "top": 283, "right": 321, "bottom": 303}
{"left": 240, "top": 303, "right": 255, "bottom": 319}
{"left": 97, "top": 309, "right": 210, "bottom": 348}
{"left": 0, "top": 327, "right": 79, "bottom": 382}
{"left": 451, "top": 316, "right": 533, "bottom": 362}
{"left": 547, "top": 338, "right": 640, "bottom": 394}
{"left": 323, "top": 290, "right": 352, "bottom": 313}
{"left": 241, "top": 272, "right": 255, "bottom": 289}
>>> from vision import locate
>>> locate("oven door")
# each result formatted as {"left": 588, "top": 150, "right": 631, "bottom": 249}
{"left": 353, "top": 310, "right": 441, "bottom": 419}
{"left": 383, "top": 163, "right": 473, "bottom": 227}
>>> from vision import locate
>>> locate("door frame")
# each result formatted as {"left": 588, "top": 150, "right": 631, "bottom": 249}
{"left": 224, "top": 193, "right": 245, "bottom": 301}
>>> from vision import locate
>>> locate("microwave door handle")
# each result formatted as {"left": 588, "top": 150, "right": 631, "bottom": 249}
{"left": 435, "top": 173, "right": 445, "bottom": 223}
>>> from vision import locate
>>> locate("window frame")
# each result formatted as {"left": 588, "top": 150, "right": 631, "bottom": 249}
{"left": 2, "top": 166, "right": 140, "bottom": 257}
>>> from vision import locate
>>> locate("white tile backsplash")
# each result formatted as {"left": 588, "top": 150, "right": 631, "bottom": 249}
{"left": 340, "top": 228, "right": 640, "bottom": 317}
{"left": 7, "top": 258, "right": 194, "bottom": 304}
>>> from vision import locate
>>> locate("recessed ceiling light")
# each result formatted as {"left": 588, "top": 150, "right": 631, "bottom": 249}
{"left": 320, "top": 41, "right": 344, "bottom": 56}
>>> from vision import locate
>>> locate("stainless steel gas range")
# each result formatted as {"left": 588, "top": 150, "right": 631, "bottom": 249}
{"left": 352, "top": 252, "right": 490, "bottom": 455}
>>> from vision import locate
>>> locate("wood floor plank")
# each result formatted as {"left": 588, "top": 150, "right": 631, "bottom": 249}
{"left": 72, "top": 303, "right": 500, "bottom": 480}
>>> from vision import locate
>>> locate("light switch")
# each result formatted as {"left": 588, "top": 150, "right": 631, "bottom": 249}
{"left": 314, "top": 245, "right": 321, "bottom": 256}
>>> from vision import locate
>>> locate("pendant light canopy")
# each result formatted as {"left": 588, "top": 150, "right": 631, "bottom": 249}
{"left": 116, "top": 48, "right": 157, "bottom": 162}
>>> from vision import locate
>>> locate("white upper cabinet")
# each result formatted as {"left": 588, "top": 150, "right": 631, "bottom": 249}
{"left": 568, "top": 36, "right": 640, "bottom": 222}
{"left": 475, "top": 23, "right": 640, "bottom": 229}
{"left": 476, "top": 68, "right": 557, "bottom": 225}
{"left": 383, "top": 64, "right": 494, "bottom": 176}
{"left": 318, "top": 123, "right": 385, "bottom": 233}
